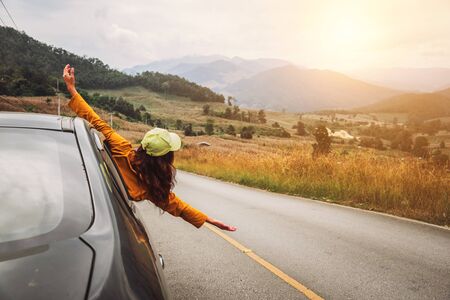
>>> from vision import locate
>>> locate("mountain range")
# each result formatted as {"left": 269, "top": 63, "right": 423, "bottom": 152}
{"left": 124, "top": 56, "right": 400, "bottom": 111}
{"left": 224, "top": 65, "right": 400, "bottom": 112}
{"left": 124, "top": 55, "right": 450, "bottom": 112}
{"left": 124, "top": 55, "right": 290, "bottom": 90}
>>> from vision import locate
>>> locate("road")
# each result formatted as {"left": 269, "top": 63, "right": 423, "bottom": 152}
{"left": 137, "top": 171, "right": 450, "bottom": 300}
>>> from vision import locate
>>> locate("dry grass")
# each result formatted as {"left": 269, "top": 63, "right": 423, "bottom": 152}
{"left": 176, "top": 137, "right": 450, "bottom": 226}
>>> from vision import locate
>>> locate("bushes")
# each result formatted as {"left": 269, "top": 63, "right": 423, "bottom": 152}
{"left": 359, "top": 137, "right": 385, "bottom": 150}
{"left": 240, "top": 126, "right": 254, "bottom": 139}
{"left": 78, "top": 90, "right": 142, "bottom": 121}
{"left": 205, "top": 119, "right": 214, "bottom": 135}
{"left": 312, "top": 125, "right": 331, "bottom": 157}
{"left": 225, "top": 125, "right": 236, "bottom": 136}
{"left": 293, "top": 121, "right": 307, "bottom": 136}
{"left": 412, "top": 136, "right": 429, "bottom": 158}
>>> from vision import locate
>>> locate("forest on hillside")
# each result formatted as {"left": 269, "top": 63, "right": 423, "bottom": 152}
{"left": 0, "top": 26, "right": 224, "bottom": 103}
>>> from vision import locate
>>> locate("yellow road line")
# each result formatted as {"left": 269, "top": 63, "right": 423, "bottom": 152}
{"left": 204, "top": 223, "right": 324, "bottom": 300}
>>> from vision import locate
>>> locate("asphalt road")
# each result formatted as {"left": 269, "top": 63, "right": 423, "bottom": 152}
{"left": 137, "top": 171, "right": 450, "bottom": 300}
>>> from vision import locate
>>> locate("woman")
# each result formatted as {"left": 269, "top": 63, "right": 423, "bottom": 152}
{"left": 63, "top": 64, "right": 236, "bottom": 231}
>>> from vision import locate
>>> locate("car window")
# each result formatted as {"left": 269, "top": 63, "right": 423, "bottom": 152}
{"left": 91, "top": 130, "right": 131, "bottom": 202}
{"left": 0, "top": 128, "right": 92, "bottom": 245}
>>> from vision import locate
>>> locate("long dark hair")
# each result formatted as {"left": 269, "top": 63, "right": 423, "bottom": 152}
{"left": 131, "top": 146, "right": 176, "bottom": 206}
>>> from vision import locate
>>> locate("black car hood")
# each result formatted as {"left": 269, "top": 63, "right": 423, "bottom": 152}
{"left": 0, "top": 237, "right": 93, "bottom": 300}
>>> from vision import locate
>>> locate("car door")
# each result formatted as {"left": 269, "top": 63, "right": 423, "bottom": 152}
{"left": 88, "top": 129, "right": 169, "bottom": 299}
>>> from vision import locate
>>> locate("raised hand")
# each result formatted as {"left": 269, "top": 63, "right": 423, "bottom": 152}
{"left": 63, "top": 64, "right": 77, "bottom": 96}
{"left": 206, "top": 216, "right": 237, "bottom": 231}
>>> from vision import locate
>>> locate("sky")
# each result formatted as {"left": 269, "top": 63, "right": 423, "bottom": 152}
{"left": 3, "top": 0, "right": 450, "bottom": 71}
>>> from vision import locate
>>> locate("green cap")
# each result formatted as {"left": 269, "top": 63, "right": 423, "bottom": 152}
{"left": 141, "top": 128, "right": 182, "bottom": 156}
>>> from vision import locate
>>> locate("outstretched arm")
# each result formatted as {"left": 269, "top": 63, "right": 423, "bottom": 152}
{"left": 63, "top": 64, "right": 131, "bottom": 156}
{"left": 158, "top": 192, "right": 236, "bottom": 231}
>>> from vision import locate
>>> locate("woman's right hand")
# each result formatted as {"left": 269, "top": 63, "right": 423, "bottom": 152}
{"left": 206, "top": 216, "right": 237, "bottom": 231}
{"left": 63, "top": 64, "right": 77, "bottom": 96}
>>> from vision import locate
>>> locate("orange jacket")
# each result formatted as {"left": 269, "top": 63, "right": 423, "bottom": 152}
{"left": 69, "top": 92, "right": 208, "bottom": 228}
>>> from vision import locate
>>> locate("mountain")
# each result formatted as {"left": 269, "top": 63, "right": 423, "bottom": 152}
{"left": 0, "top": 26, "right": 224, "bottom": 102}
{"left": 436, "top": 87, "right": 450, "bottom": 98}
{"left": 122, "top": 55, "right": 228, "bottom": 75}
{"left": 123, "top": 56, "right": 291, "bottom": 90}
{"left": 346, "top": 68, "right": 450, "bottom": 92}
{"left": 225, "top": 65, "right": 400, "bottom": 112}
{"left": 357, "top": 93, "right": 450, "bottom": 120}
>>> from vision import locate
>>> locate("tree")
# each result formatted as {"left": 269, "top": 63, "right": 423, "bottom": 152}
{"left": 225, "top": 125, "right": 236, "bottom": 136}
{"left": 412, "top": 136, "right": 429, "bottom": 158}
{"left": 183, "top": 123, "right": 196, "bottom": 136}
{"left": 240, "top": 126, "right": 254, "bottom": 139}
{"left": 138, "top": 104, "right": 146, "bottom": 111}
{"left": 162, "top": 81, "right": 170, "bottom": 99}
{"left": 205, "top": 119, "right": 214, "bottom": 135}
{"left": 312, "top": 125, "right": 331, "bottom": 157}
{"left": 202, "top": 104, "right": 210, "bottom": 115}
{"left": 295, "top": 121, "right": 307, "bottom": 136}
{"left": 240, "top": 111, "right": 247, "bottom": 122}
{"left": 134, "top": 108, "right": 142, "bottom": 121}
{"left": 155, "top": 119, "right": 163, "bottom": 128}
{"left": 227, "top": 96, "right": 234, "bottom": 106}
{"left": 247, "top": 111, "right": 256, "bottom": 123}
{"left": 142, "top": 112, "right": 152, "bottom": 125}
{"left": 232, "top": 105, "right": 240, "bottom": 117}
{"left": 224, "top": 107, "right": 232, "bottom": 119}
{"left": 391, "top": 131, "right": 412, "bottom": 152}
{"left": 175, "top": 119, "right": 183, "bottom": 130}
{"left": 258, "top": 109, "right": 267, "bottom": 124}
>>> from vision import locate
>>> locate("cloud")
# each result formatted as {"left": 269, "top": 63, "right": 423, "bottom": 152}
{"left": 5, "top": 0, "right": 450, "bottom": 70}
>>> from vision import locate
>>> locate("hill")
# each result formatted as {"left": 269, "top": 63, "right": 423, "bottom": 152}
{"left": 0, "top": 26, "right": 224, "bottom": 102}
{"left": 436, "top": 87, "right": 450, "bottom": 98}
{"left": 346, "top": 67, "right": 450, "bottom": 92}
{"left": 225, "top": 65, "right": 400, "bottom": 112}
{"left": 357, "top": 92, "right": 450, "bottom": 120}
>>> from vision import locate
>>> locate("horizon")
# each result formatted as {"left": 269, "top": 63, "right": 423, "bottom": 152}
{"left": 2, "top": 0, "right": 450, "bottom": 71}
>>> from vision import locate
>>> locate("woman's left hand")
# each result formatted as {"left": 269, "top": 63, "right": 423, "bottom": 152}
{"left": 63, "top": 64, "right": 77, "bottom": 96}
{"left": 206, "top": 217, "right": 237, "bottom": 231}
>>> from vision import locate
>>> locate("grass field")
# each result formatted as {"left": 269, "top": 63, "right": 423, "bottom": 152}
{"left": 88, "top": 86, "right": 303, "bottom": 135}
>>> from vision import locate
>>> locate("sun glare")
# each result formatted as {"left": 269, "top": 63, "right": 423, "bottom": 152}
{"left": 312, "top": 6, "right": 380, "bottom": 69}
{"left": 331, "top": 20, "right": 363, "bottom": 47}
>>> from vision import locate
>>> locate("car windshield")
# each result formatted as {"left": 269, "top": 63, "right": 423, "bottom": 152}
{"left": 0, "top": 128, "right": 92, "bottom": 245}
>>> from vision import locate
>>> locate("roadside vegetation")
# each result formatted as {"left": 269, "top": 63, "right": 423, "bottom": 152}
{"left": 176, "top": 136, "right": 449, "bottom": 226}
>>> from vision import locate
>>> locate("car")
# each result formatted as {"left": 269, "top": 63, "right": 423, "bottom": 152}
{"left": 0, "top": 112, "right": 169, "bottom": 300}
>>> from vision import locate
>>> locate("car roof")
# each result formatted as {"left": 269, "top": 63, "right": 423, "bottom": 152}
{"left": 0, "top": 112, "right": 74, "bottom": 132}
